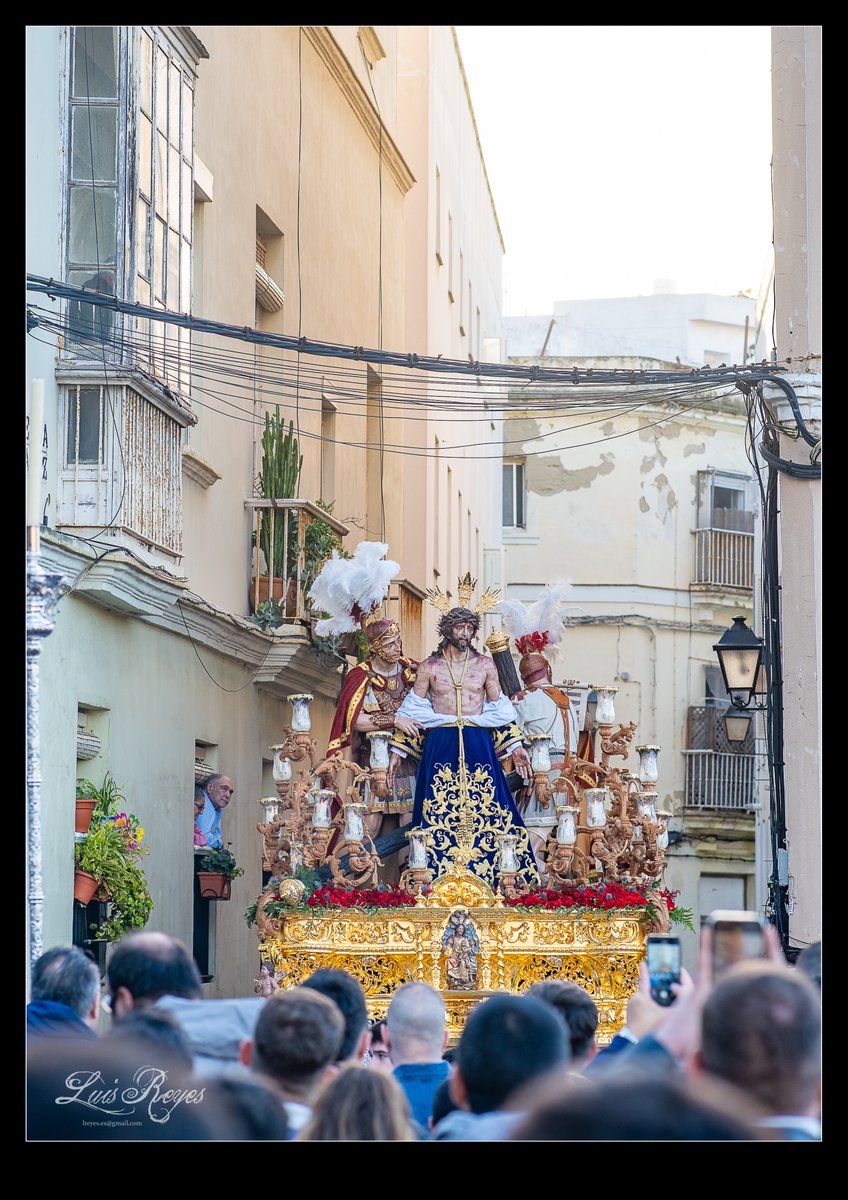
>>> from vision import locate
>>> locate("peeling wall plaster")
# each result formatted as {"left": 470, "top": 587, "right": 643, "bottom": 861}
{"left": 529, "top": 452, "right": 616, "bottom": 494}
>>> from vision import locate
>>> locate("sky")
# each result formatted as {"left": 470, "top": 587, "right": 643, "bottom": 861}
{"left": 454, "top": 25, "right": 774, "bottom": 316}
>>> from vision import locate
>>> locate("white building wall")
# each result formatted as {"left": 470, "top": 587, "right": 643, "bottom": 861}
{"left": 506, "top": 292, "right": 759, "bottom": 368}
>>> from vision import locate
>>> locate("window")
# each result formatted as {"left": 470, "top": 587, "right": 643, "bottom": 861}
{"left": 66, "top": 27, "right": 198, "bottom": 393}
{"left": 503, "top": 460, "right": 526, "bottom": 528}
{"left": 58, "top": 379, "right": 186, "bottom": 556}
{"left": 447, "top": 213, "right": 454, "bottom": 302}
{"left": 694, "top": 470, "right": 755, "bottom": 589}
{"left": 66, "top": 385, "right": 104, "bottom": 465}
{"left": 61, "top": 28, "right": 203, "bottom": 563}
{"left": 66, "top": 27, "right": 120, "bottom": 348}
{"left": 435, "top": 168, "right": 443, "bottom": 264}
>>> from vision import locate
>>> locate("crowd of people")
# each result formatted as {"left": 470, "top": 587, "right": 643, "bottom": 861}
{"left": 26, "top": 926, "right": 821, "bottom": 1142}
{"left": 37, "top": 571, "right": 819, "bottom": 1141}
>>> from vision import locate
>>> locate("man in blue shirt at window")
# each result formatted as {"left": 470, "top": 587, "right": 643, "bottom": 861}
{"left": 195, "top": 774, "right": 234, "bottom": 850}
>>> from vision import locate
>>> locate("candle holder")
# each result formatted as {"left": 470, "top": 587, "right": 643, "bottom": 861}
{"left": 554, "top": 804, "right": 580, "bottom": 845}
{"left": 256, "top": 796, "right": 286, "bottom": 873}
{"left": 655, "top": 811, "right": 672, "bottom": 851}
{"left": 590, "top": 685, "right": 618, "bottom": 727}
{"left": 288, "top": 693, "right": 313, "bottom": 732}
{"left": 496, "top": 833, "right": 529, "bottom": 898}
{"left": 342, "top": 800, "right": 367, "bottom": 842}
{"left": 399, "top": 827, "right": 432, "bottom": 896}
{"left": 366, "top": 730, "right": 392, "bottom": 800}
{"left": 583, "top": 788, "right": 609, "bottom": 828}
{"left": 526, "top": 733, "right": 554, "bottom": 809}
{"left": 270, "top": 744, "right": 294, "bottom": 799}
{"left": 635, "top": 791, "right": 658, "bottom": 825}
{"left": 635, "top": 744, "right": 660, "bottom": 786}
{"left": 543, "top": 804, "right": 582, "bottom": 886}
{"left": 309, "top": 788, "right": 335, "bottom": 829}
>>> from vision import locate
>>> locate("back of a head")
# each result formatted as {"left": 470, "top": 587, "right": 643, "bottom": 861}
{"left": 457, "top": 994, "right": 570, "bottom": 1114}
{"left": 527, "top": 980, "right": 599, "bottom": 1065}
{"left": 105, "top": 1009, "right": 194, "bottom": 1070}
{"left": 510, "top": 1067, "right": 764, "bottom": 1141}
{"left": 204, "top": 1075, "right": 290, "bottom": 1140}
{"left": 700, "top": 961, "right": 822, "bottom": 1115}
{"left": 298, "top": 1063, "right": 416, "bottom": 1142}
{"left": 27, "top": 1038, "right": 214, "bottom": 1141}
{"left": 107, "top": 931, "right": 202, "bottom": 1008}
{"left": 301, "top": 968, "right": 368, "bottom": 1061}
{"left": 795, "top": 941, "right": 821, "bottom": 991}
{"left": 430, "top": 1075, "right": 460, "bottom": 1128}
{"left": 387, "top": 981, "right": 447, "bottom": 1062}
{"left": 30, "top": 946, "right": 100, "bottom": 1018}
{"left": 252, "top": 988, "right": 344, "bottom": 1087}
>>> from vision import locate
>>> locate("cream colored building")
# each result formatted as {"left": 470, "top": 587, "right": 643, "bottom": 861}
{"left": 501, "top": 310, "right": 764, "bottom": 969}
{"left": 26, "top": 25, "right": 504, "bottom": 995}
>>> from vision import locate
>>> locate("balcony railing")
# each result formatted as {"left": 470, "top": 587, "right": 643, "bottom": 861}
{"left": 245, "top": 498, "right": 349, "bottom": 623}
{"left": 683, "top": 749, "right": 756, "bottom": 811}
{"left": 693, "top": 527, "right": 754, "bottom": 590}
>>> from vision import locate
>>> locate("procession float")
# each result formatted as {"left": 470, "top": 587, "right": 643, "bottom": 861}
{"left": 246, "top": 556, "right": 691, "bottom": 1042}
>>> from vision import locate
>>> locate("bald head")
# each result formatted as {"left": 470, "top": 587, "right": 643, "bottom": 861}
{"left": 386, "top": 982, "right": 447, "bottom": 1064}
{"left": 107, "top": 931, "right": 202, "bottom": 1018}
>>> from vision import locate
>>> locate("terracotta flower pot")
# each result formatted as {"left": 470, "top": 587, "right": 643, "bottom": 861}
{"left": 73, "top": 869, "right": 101, "bottom": 905}
{"left": 75, "top": 798, "right": 97, "bottom": 834}
{"left": 196, "top": 871, "right": 232, "bottom": 901}
{"left": 249, "top": 576, "right": 298, "bottom": 617}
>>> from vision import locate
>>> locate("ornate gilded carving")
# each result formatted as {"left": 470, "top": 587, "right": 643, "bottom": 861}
{"left": 260, "top": 898, "right": 650, "bottom": 1043}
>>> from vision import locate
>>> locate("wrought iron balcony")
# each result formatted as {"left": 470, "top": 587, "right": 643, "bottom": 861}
{"left": 683, "top": 749, "right": 756, "bottom": 811}
{"left": 693, "top": 527, "right": 754, "bottom": 590}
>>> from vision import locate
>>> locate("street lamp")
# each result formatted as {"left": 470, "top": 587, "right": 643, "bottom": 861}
{"left": 712, "top": 616, "right": 765, "bottom": 710}
{"left": 724, "top": 713, "right": 753, "bottom": 744}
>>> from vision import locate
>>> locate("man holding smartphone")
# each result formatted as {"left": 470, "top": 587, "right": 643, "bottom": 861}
{"left": 601, "top": 922, "right": 821, "bottom": 1140}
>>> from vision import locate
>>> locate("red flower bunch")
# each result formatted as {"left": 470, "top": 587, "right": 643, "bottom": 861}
{"left": 307, "top": 885, "right": 417, "bottom": 910}
{"left": 515, "top": 631, "right": 550, "bottom": 657}
{"left": 657, "top": 887, "right": 678, "bottom": 913}
{"left": 505, "top": 883, "right": 650, "bottom": 911}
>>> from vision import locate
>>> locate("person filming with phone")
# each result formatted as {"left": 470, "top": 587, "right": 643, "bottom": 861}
{"left": 601, "top": 912, "right": 821, "bottom": 1140}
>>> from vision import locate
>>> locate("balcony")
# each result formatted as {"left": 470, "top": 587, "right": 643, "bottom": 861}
{"left": 683, "top": 704, "right": 756, "bottom": 811}
{"left": 245, "top": 498, "right": 350, "bottom": 624}
{"left": 693, "top": 527, "right": 754, "bottom": 591}
{"left": 683, "top": 750, "right": 756, "bottom": 811}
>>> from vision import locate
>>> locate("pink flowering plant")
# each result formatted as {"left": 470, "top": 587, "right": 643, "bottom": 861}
{"left": 75, "top": 775, "right": 153, "bottom": 941}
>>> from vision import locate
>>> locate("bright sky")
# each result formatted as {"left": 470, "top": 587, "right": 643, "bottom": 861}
{"left": 454, "top": 25, "right": 774, "bottom": 315}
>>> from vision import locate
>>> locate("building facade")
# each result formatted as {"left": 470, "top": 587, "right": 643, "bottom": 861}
{"left": 26, "top": 25, "right": 505, "bottom": 994}
{"left": 502, "top": 297, "right": 766, "bottom": 970}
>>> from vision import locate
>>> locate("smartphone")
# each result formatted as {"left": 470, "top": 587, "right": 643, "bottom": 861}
{"left": 646, "top": 934, "right": 681, "bottom": 1006}
{"left": 705, "top": 909, "right": 767, "bottom": 975}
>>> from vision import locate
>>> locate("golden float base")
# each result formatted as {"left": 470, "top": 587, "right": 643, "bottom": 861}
{"left": 259, "top": 870, "right": 648, "bottom": 1044}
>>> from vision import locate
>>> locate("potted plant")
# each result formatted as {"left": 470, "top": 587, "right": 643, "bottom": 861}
{"left": 73, "top": 775, "right": 153, "bottom": 940}
{"left": 75, "top": 779, "right": 99, "bottom": 833}
{"left": 247, "top": 597, "right": 286, "bottom": 632}
{"left": 251, "top": 406, "right": 302, "bottom": 611}
{"left": 197, "top": 844, "right": 245, "bottom": 901}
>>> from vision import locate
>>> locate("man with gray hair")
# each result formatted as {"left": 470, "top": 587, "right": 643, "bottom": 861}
{"left": 385, "top": 981, "right": 450, "bottom": 1130}
{"left": 195, "top": 773, "right": 235, "bottom": 850}
{"left": 27, "top": 946, "right": 101, "bottom": 1040}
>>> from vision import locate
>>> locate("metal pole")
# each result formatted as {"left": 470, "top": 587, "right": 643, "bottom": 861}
{"left": 26, "top": 525, "right": 65, "bottom": 967}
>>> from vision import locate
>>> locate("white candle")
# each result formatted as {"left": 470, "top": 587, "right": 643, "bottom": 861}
{"left": 27, "top": 379, "right": 44, "bottom": 526}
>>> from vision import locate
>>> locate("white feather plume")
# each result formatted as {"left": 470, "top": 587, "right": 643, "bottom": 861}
{"left": 308, "top": 541, "right": 400, "bottom": 636}
{"left": 496, "top": 578, "right": 573, "bottom": 658}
